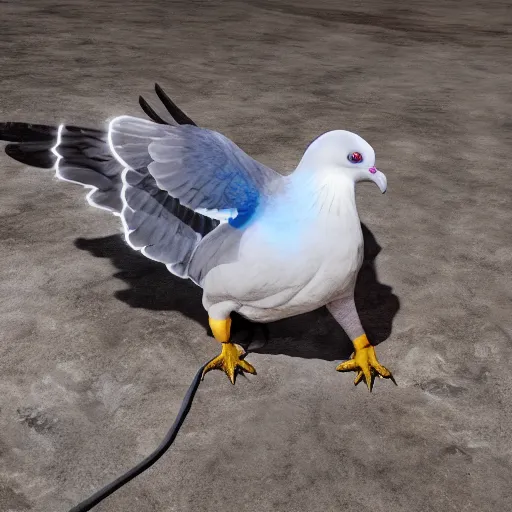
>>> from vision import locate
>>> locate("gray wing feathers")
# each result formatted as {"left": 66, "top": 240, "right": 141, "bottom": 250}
{"left": 121, "top": 167, "right": 201, "bottom": 277}
{"left": 54, "top": 122, "right": 217, "bottom": 277}
{"left": 107, "top": 116, "right": 167, "bottom": 170}
{"left": 109, "top": 116, "right": 281, "bottom": 215}
{"left": 55, "top": 125, "right": 124, "bottom": 212}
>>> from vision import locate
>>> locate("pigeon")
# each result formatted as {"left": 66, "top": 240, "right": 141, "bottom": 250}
{"left": 0, "top": 84, "right": 394, "bottom": 391}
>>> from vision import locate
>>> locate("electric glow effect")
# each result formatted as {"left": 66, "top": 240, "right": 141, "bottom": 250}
{"left": 107, "top": 117, "right": 201, "bottom": 276}
{"left": 108, "top": 117, "right": 162, "bottom": 260}
{"left": 52, "top": 122, "right": 121, "bottom": 216}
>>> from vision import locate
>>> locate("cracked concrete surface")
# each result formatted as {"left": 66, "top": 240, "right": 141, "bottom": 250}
{"left": 1, "top": 0, "right": 511, "bottom": 511}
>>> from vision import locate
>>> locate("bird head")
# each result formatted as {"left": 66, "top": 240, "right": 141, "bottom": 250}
{"left": 297, "top": 130, "right": 387, "bottom": 193}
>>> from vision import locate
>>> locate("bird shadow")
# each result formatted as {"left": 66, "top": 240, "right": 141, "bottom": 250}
{"left": 74, "top": 223, "right": 400, "bottom": 362}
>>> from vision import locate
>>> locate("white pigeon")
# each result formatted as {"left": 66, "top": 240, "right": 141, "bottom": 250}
{"left": 0, "top": 86, "right": 394, "bottom": 390}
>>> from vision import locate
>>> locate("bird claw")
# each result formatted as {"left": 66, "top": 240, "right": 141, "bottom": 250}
{"left": 202, "top": 342, "right": 257, "bottom": 384}
{"left": 336, "top": 345, "right": 395, "bottom": 391}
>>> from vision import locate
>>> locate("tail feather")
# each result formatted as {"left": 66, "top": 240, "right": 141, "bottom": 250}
{"left": 0, "top": 121, "right": 56, "bottom": 143}
{"left": 0, "top": 122, "right": 58, "bottom": 168}
{"left": 5, "top": 141, "right": 57, "bottom": 169}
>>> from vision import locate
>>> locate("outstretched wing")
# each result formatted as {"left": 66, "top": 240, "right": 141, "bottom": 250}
{"left": 108, "top": 116, "right": 282, "bottom": 223}
{"left": 0, "top": 86, "right": 223, "bottom": 279}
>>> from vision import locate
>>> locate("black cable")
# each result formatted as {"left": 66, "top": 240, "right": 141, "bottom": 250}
{"left": 68, "top": 362, "right": 208, "bottom": 512}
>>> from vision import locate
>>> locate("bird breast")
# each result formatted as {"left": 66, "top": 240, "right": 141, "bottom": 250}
{"left": 238, "top": 210, "right": 364, "bottom": 306}
{"left": 201, "top": 175, "right": 365, "bottom": 322}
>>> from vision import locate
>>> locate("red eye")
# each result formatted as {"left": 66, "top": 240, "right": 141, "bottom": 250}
{"left": 348, "top": 152, "right": 363, "bottom": 163}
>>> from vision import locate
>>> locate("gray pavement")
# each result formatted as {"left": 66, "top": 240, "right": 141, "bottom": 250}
{"left": 0, "top": 1, "right": 511, "bottom": 511}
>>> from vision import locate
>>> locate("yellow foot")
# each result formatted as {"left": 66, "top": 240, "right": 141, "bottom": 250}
{"left": 202, "top": 342, "right": 257, "bottom": 384}
{"left": 336, "top": 335, "right": 396, "bottom": 392}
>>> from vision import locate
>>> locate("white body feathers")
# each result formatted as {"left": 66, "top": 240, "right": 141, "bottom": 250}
{"left": 200, "top": 166, "right": 364, "bottom": 322}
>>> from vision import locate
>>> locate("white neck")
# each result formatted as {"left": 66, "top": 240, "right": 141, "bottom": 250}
{"left": 284, "top": 165, "right": 358, "bottom": 218}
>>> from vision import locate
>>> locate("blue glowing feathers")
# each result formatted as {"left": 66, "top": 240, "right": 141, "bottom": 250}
{"left": 108, "top": 116, "right": 281, "bottom": 225}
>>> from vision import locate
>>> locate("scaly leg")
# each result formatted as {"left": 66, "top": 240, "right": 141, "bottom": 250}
{"left": 327, "top": 296, "right": 396, "bottom": 392}
{"left": 202, "top": 316, "right": 257, "bottom": 384}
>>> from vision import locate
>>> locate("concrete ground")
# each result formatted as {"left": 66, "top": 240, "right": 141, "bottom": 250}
{"left": 1, "top": 0, "right": 511, "bottom": 511}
